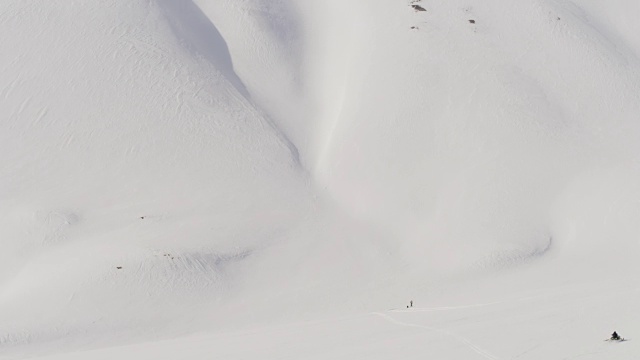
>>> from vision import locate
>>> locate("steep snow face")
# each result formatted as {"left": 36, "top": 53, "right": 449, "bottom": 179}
{"left": 296, "top": 0, "right": 640, "bottom": 273}
{"left": 204, "top": 0, "right": 640, "bottom": 277}
{"left": 192, "top": 0, "right": 308, "bottom": 159}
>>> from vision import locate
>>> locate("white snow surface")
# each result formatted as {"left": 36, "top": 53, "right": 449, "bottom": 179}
{"left": 2, "top": 0, "right": 640, "bottom": 358}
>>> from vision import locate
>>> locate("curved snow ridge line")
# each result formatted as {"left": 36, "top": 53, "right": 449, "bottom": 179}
{"left": 156, "top": 0, "right": 303, "bottom": 168}
{"left": 372, "top": 312, "right": 500, "bottom": 360}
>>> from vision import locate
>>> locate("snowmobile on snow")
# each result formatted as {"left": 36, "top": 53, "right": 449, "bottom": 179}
{"left": 606, "top": 331, "right": 626, "bottom": 342}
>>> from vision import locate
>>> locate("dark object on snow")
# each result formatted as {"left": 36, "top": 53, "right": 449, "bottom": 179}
{"left": 140, "top": 216, "right": 145, "bottom": 219}
{"left": 469, "top": 19, "right": 476, "bottom": 24}
{"left": 411, "top": 5, "right": 426, "bottom": 12}
{"left": 116, "top": 266, "right": 122, "bottom": 269}
{"left": 410, "top": 300, "right": 413, "bottom": 307}
{"left": 612, "top": 331, "right": 621, "bottom": 340}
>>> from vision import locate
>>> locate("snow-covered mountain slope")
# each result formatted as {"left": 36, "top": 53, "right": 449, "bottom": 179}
{"left": 2, "top": 0, "right": 640, "bottom": 358}
{"left": 0, "top": 0, "right": 312, "bottom": 347}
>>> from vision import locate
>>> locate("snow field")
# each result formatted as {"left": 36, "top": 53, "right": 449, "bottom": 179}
{"left": 1, "top": 0, "right": 640, "bottom": 358}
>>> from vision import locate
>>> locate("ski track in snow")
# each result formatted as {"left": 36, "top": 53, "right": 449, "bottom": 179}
{"left": 390, "top": 303, "right": 504, "bottom": 313}
{"left": 373, "top": 311, "right": 500, "bottom": 360}
{"left": 388, "top": 292, "right": 550, "bottom": 313}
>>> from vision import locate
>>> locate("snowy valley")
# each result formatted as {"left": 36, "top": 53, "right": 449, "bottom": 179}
{"left": 1, "top": 0, "right": 640, "bottom": 359}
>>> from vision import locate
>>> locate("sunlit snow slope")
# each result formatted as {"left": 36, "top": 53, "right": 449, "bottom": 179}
{"left": 0, "top": 0, "right": 312, "bottom": 347}
{"left": 2, "top": 0, "right": 640, "bottom": 359}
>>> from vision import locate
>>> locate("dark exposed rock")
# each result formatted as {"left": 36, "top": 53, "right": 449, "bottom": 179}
{"left": 411, "top": 5, "right": 426, "bottom": 12}
{"left": 468, "top": 19, "right": 476, "bottom": 24}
